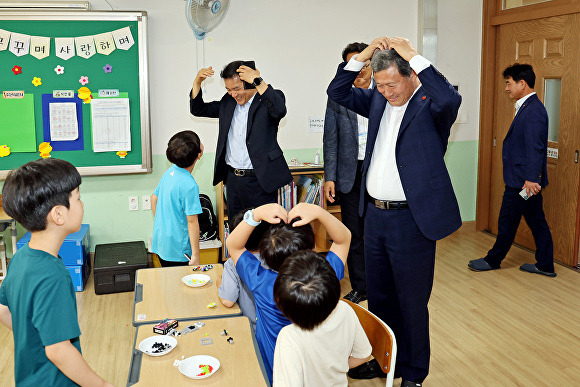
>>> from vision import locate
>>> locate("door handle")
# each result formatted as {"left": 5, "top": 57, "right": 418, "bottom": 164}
{"left": 576, "top": 150, "right": 579, "bottom": 164}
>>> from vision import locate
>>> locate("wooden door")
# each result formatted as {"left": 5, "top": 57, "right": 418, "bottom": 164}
{"left": 491, "top": 14, "right": 580, "bottom": 267}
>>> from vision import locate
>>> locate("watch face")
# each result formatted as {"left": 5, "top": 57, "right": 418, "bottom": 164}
{"left": 253, "top": 77, "right": 262, "bottom": 86}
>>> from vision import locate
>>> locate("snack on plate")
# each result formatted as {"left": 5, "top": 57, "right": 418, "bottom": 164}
{"left": 197, "top": 364, "right": 214, "bottom": 377}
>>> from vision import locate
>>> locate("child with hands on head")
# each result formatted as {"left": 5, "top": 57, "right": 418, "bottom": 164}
{"left": 226, "top": 202, "right": 351, "bottom": 384}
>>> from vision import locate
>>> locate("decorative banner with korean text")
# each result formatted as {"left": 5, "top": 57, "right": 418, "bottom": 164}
{"left": 1, "top": 26, "right": 134, "bottom": 59}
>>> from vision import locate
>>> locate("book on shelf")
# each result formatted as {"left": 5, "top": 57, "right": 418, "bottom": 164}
{"left": 278, "top": 174, "right": 323, "bottom": 209}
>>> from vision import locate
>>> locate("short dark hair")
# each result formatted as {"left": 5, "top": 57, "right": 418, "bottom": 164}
{"left": 342, "top": 42, "right": 368, "bottom": 62}
{"left": 229, "top": 208, "right": 270, "bottom": 252}
{"left": 371, "top": 48, "right": 412, "bottom": 77}
{"left": 220, "top": 61, "right": 244, "bottom": 79}
{"left": 259, "top": 218, "right": 315, "bottom": 271}
{"left": 503, "top": 63, "right": 535, "bottom": 88}
{"left": 1, "top": 159, "right": 81, "bottom": 231}
{"left": 166, "top": 130, "right": 201, "bottom": 168}
{"left": 274, "top": 250, "right": 341, "bottom": 330}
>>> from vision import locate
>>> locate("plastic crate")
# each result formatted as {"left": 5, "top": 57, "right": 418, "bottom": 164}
{"left": 18, "top": 224, "right": 90, "bottom": 266}
{"left": 93, "top": 241, "right": 148, "bottom": 295}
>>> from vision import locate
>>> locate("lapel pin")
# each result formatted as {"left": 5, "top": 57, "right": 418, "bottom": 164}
{"left": 422, "top": 96, "right": 426, "bottom": 100}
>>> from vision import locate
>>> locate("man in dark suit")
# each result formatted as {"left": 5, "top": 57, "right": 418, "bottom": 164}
{"left": 190, "top": 61, "right": 292, "bottom": 220}
{"left": 324, "top": 42, "right": 373, "bottom": 305}
{"left": 469, "top": 64, "right": 555, "bottom": 277}
{"left": 328, "top": 36, "right": 461, "bottom": 386}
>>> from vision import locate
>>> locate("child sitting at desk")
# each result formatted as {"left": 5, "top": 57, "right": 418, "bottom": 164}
{"left": 0, "top": 159, "right": 113, "bottom": 387}
{"left": 272, "top": 250, "right": 372, "bottom": 386}
{"left": 216, "top": 208, "right": 270, "bottom": 331}
{"left": 151, "top": 130, "right": 204, "bottom": 266}
{"left": 226, "top": 202, "right": 351, "bottom": 384}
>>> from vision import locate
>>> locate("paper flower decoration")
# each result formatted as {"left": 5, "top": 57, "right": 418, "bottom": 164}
{"left": 12, "top": 65, "right": 22, "bottom": 75}
{"left": 103, "top": 64, "right": 113, "bottom": 73}
{"left": 77, "top": 86, "right": 92, "bottom": 104}
{"left": 116, "top": 151, "right": 128, "bottom": 159}
{"left": 32, "top": 77, "right": 42, "bottom": 87}
{"left": 39, "top": 142, "right": 52, "bottom": 159}
{"left": 54, "top": 65, "right": 65, "bottom": 75}
{"left": 0, "top": 145, "right": 11, "bottom": 158}
{"left": 79, "top": 76, "right": 89, "bottom": 85}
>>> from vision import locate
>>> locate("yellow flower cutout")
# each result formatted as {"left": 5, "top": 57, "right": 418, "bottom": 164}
{"left": 32, "top": 77, "right": 42, "bottom": 87}
{"left": 116, "top": 151, "right": 128, "bottom": 159}
{"left": 0, "top": 145, "right": 11, "bottom": 157}
{"left": 77, "top": 86, "right": 92, "bottom": 104}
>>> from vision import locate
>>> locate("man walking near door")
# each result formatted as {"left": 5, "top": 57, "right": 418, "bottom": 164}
{"left": 469, "top": 63, "right": 556, "bottom": 277}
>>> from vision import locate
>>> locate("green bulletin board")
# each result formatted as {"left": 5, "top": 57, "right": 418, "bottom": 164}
{"left": 0, "top": 11, "right": 151, "bottom": 179}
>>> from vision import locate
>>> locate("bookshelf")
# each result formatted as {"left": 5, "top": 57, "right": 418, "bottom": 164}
{"left": 216, "top": 166, "right": 341, "bottom": 261}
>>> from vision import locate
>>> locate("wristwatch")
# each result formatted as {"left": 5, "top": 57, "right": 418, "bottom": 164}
{"left": 252, "top": 77, "right": 263, "bottom": 87}
{"left": 243, "top": 209, "right": 261, "bottom": 227}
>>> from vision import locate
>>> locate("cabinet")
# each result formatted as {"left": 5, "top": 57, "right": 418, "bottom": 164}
{"left": 215, "top": 166, "right": 341, "bottom": 261}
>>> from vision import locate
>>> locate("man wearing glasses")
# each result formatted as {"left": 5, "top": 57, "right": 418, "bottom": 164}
{"left": 190, "top": 61, "right": 292, "bottom": 220}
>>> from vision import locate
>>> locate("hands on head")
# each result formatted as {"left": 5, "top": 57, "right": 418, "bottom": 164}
{"left": 355, "top": 36, "right": 419, "bottom": 63}
{"left": 252, "top": 202, "right": 322, "bottom": 226}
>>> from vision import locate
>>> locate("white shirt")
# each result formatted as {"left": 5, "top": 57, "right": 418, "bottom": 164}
{"left": 345, "top": 54, "right": 431, "bottom": 200}
{"left": 273, "top": 301, "right": 372, "bottom": 387}
{"left": 356, "top": 82, "right": 373, "bottom": 160}
{"left": 225, "top": 93, "right": 256, "bottom": 169}
{"left": 515, "top": 92, "right": 536, "bottom": 115}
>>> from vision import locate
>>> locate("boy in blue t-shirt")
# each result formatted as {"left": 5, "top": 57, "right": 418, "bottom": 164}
{"left": 226, "top": 202, "right": 351, "bottom": 383}
{"left": 151, "top": 130, "right": 204, "bottom": 266}
{"left": 217, "top": 208, "right": 270, "bottom": 331}
{"left": 0, "top": 159, "right": 113, "bottom": 387}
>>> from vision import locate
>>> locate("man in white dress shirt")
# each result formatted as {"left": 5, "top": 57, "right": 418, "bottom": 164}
{"left": 327, "top": 37, "right": 462, "bottom": 386}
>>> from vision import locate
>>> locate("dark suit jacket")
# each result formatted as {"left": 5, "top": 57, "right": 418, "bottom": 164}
{"left": 502, "top": 93, "right": 549, "bottom": 189}
{"left": 327, "top": 62, "right": 462, "bottom": 241}
{"left": 190, "top": 85, "right": 292, "bottom": 193}
{"left": 323, "top": 97, "right": 359, "bottom": 193}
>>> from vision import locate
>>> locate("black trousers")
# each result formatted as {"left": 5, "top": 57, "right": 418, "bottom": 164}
{"left": 484, "top": 185, "right": 554, "bottom": 272}
{"left": 364, "top": 203, "right": 435, "bottom": 383}
{"left": 225, "top": 169, "right": 278, "bottom": 223}
{"left": 336, "top": 160, "right": 366, "bottom": 293}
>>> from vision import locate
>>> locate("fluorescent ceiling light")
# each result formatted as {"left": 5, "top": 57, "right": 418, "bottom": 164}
{"left": 0, "top": 1, "right": 91, "bottom": 10}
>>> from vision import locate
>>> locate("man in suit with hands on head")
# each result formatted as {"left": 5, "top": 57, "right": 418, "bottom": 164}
{"left": 190, "top": 61, "right": 292, "bottom": 221}
{"left": 327, "top": 36, "right": 462, "bottom": 386}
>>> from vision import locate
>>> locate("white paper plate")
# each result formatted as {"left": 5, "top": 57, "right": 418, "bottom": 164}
{"left": 179, "top": 355, "right": 220, "bottom": 379}
{"left": 182, "top": 274, "right": 210, "bottom": 288}
{"left": 138, "top": 335, "right": 177, "bottom": 357}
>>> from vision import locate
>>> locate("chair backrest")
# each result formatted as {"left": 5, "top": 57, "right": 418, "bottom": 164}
{"left": 343, "top": 299, "right": 397, "bottom": 386}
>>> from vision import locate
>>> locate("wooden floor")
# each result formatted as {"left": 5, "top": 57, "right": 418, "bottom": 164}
{"left": 1, "top": 224, "right": 579, "bottom": 386}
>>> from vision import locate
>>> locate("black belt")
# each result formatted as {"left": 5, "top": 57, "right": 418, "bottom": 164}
{"left": 228, "top": 166, "right": 255, "bottom": 177}
{"left": 369, "top": 197, "right": 408, "bottom": 210}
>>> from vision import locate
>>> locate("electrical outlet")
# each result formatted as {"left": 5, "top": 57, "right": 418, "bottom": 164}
{"left": 129, "top": 196, "right": 139, "bottom": 211}
{"left": 142, "top": 195, "right": 151, "bottom": 210}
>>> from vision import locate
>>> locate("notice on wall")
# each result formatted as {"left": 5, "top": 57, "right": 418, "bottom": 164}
{"left": 49, "top": 102, "right": 79, "bottom": 141}
{"left": 308, "top": 116, "right": 324, "bottom": 133}
{"left": 91, "top": 97, "right": 131, "bottom": 152}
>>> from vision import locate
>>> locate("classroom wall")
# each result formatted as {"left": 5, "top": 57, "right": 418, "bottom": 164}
{"left": 1, "top": 0, "right": 483, "bottom": 253}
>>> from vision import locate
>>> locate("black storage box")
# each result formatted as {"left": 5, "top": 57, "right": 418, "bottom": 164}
{"left": 93, "top": 241, "right": 148, "bottom": 295}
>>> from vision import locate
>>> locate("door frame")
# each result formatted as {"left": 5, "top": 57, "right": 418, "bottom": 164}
{"left": 477, "top": 0, "right": 580, "bottom": 267}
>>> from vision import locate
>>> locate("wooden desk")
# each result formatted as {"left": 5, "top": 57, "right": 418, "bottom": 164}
{"left": 133, "top": 264, "right": 241, "bottom": 326}
{"left": 127, "top": 316, "right": 269, "bottom": 386}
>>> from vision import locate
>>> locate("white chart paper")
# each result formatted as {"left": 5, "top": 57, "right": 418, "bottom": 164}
{"left": 91, "top": 98, "right": 131, "bottom": 152}
{"left": 49, "top": 102, "right": 78, "bottom": 141}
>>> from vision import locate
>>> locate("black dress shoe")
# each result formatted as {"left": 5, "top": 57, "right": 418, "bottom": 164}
{"left": 343, "top": 289, "right": 367, "bottom": 303}
{"left": 348, "top": 359, "right": 387, "bottom": 379}
{"left": 401, "top": 380, "right": 422, "bottom": 387}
